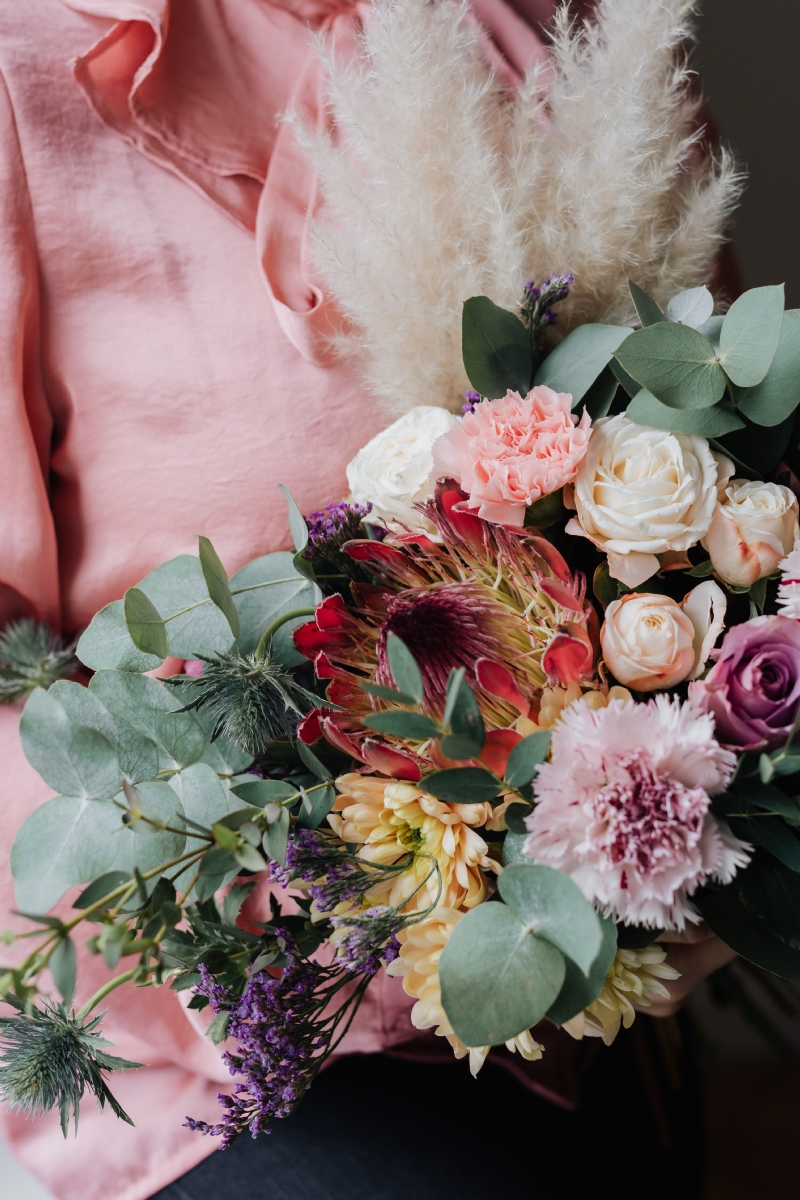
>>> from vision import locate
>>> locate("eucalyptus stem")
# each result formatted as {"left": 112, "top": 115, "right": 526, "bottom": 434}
{"left": 75, "top": 969, "right": 138, "bottom": 1021}
{"left": 254, "top": 608, "right": 316, "bottom": 662}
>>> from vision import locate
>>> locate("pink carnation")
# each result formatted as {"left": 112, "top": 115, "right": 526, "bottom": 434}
{"left": 430, "top": 386, "right": 591, "bottom": 526}
{"left": 524, "top": 695, "right": 749, "bottom": 929}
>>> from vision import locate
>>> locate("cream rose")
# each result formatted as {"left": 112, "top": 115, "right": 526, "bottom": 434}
{"left": 701, "top": 479, "right": 799, "bottom": 588}
{"left": 566, "top": 415, "right": 732, "bottom": 588}
{"left": 601, "top": 581, "right": 727, "bottom": 691}
{"left": 346, "top": 405, "right": 459, "bottom": 534}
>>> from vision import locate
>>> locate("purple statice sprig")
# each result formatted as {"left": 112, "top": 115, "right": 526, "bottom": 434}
{"left": 304, "top": 500, "right": 371, "bottom": 564}
{"left": 462, "top": 389, "right": 481, "bottom": 414}
{"left": 185, "top": 932, "right": 373, "bottom": 1148}
{"left": 266, "top": 827, "right": 414, "bottom": 915}
{"left": 329, "top": 906, "right": 402, "bottom": 976}
{"left": 520, "top": 273, "right": 574, "bottom": 349}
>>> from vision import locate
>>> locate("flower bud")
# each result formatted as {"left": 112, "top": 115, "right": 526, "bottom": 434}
{"left": 702, "top": 479, "right": 799, "bottom": 588}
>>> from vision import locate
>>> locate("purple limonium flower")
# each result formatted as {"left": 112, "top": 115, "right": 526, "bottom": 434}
{"left": 520, "top": 272, "right": 574, "bottom": 348}
{"left": 462, "top": 389, "right": 481, "bottom": 414}
{"left": 303, "top": 500, "right": 371, "bottom": 563}
{"left": 185, "top": 935, "right": 373, "bottom": 1148}
{"left": 330, "top": 906, "right": 404, "bottom": 976}
{"left": 268, "top": 827, "right": 415, "bottom": 914}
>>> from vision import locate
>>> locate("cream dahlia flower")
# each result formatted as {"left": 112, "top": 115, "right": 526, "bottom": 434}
{"left": 385, "top": 908, "right": 543, "bottom": 1076}
{"left": 330, "top": 775, "right": 498, "bottom": 910}
{"left": 515, "top": 681, "right": 632, "bottom": 735}
{"left": 563, "top": 945, "right": 681, "bottom": 1046}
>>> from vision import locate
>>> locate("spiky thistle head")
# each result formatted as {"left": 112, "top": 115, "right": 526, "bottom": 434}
{"left": 178, "top": 647, "right": 321, "bottom": 754}
{"left": 0, "top": 619, "right": 77, "bottom": 702}
{"left": 0, "top": 995, "right": 141, "bottom": 1137}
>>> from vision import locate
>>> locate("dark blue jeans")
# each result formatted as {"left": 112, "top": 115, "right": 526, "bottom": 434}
{"left": 151, "top": 1017, "right": 704, "bottom": 1200}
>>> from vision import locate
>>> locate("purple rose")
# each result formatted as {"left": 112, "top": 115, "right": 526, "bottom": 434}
{"left": 689, "top": 615, "right": 800, "bottom": 750}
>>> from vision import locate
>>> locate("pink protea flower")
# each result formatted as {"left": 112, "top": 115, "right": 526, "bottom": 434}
{"left": 524, "top": 695, "right": 750, "bottom": 929}
{"left": 430, "top": 387, "right": 591, "bottom": 526}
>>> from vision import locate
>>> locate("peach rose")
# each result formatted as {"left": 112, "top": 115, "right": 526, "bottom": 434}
{"left": 430, "top": 386, "right": 591, "bottom": 526}
{"left": 601, "top": 581, "right": 727, "bottom": 691}
{"left": 701, "top": 479, "right": 799, "bottom": 588}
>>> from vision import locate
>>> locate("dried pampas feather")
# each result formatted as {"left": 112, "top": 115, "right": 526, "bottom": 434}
{"left": 294, "top": 0, "right": 743, "bottom": 414}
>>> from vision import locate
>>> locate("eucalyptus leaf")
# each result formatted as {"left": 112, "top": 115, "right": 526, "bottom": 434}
{"left": 504, "top": 803, "right": 532, "bottom": 835}
{"left": 296, "top": 783, "right": 337, "bottom": 831}
{"left": 736, "top": 816, "right": 800, "bottom": 873}
{"left": 462, "top": 296, "right": 532, "bottom": 398}
{"left": 137, "top": 555, "right": 234, "bottom": 658}
{"left": 546, "top": 916, "right": 618, "bottom": 1026}
{"left": 504, "top": 731, "right": 551, "bottom": 788}
{"left": 628, "top": 281, "right": 669, "bottom": 328}
{"left": 666, "top": 286, "right": 714, "bottom": 330}
{"left": 110, "top": 781, "right": 186, "bottom": 875}
{"left": 501, "top": 831, "right": 529, "bottom": 865}
{"left": 386, "top": 634, "right": 424, "bottom": 705}
{"left": 533, "top": 324, "right": 632, "bottom": 405}
{"left": 580, "top": 367, "right": 619, "bottom": 422}
{"left": 50, "top": 936, "right": 77, "bottom": 1007}
{"left": 11, "top": 795, "right": 122, "bottom": 912}
{"left": 626, "top": 389, "right": 744, "bottom": 436}
{"left": 524, "top": 489, "right": 567, "bottom": 529}
{"left": 169, "top": 763, "right": 229, "bottom": 830}
{"left": 737, "top": 310, "right": 800, "bottom": 427}
{"left": 714, "top": 409, "right": 795, "bottom": 480}
{"left": 230, "top": 779, "right": 298, "bottom": 807}
{"left": 277, "top": 484, "right": 316, "bottom": 583}
{"left": 363, "top": 711, "right": 440, "bottom": 740}
{"left": 695, "top": 315, "right": 724, "bottom": 349}
{"left": 73, "top": 871, "right": 133, "bottom": 910}
{"left": 609, "top": 358, "right": 642, "bottom": 399}
{"left": 441, "top": 672, "right": 484, "bottom": 760}
{"left": 230, "top": 552, "right": 321, "bottom": 666}
{"left": 499, "top": 863, "right": 603, "bottom": 976}
{"left": 20, "top": 688, "right": 122, "bottom": 801}
{"left": 123, "top": 587, "right": 169, "bottom": 659}
{"left": 50, "top": 679, "right": 159, "bottom": 784}
{"left": 737, "top": 851, "right": 800, "bottom": 950}
{"left": 439, "top": 902, "right": 565, "bottom": 1045}
{"left": 263, "top": 807, "right": 290, "bottom": 865}
{"left": 296, "top": 740, "right": 333, "bottom": 781}
{"left": 615, "top": 323, "right": 726, "bottom": 409}
{"left": 90, "top": 670, "right": 205, "bottom": 769}
{"left": 197, "top": 536, "right": 241, "bottom": 639}
{"left": 421, "top": 767, "right": 503, "bottom": 804}
{"left": 76, "top": 600, "right": 164, "bottom": 673}
{"left": 719, "top": 284, "right": 785, "bottom": 388}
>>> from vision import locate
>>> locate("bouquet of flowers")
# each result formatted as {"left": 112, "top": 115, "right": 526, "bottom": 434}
{"left": 3, "top": 0, "right": 800, "bottom": 1151}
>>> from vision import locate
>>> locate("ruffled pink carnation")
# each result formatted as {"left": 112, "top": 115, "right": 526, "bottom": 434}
{"left": 430, "top": 386, "right": 591, "bottom": 526}
{"left": 524, "top": 695, "right": 750, "bottom": 929}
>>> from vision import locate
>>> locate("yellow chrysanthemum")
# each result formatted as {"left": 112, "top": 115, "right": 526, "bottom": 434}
{"left": 330, "top": 775, "right": 498, "bottom": 910}
{"left": 386, "top": 908, "right": 543, "bottom": 1076}
{"left": 515, "top": 682, "right": 632, "bottom": 735}
{"left": 563, "top": 945, "right": 681, "bottom": 1046}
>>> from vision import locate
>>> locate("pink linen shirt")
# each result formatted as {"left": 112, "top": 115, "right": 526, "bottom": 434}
{"left": 0, "top": 1, "right": 556, "bottom": 1197}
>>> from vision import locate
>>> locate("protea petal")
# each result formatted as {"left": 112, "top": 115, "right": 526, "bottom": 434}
{"left": 539, "top": 576, "right": 586, "bottom": 613}
{"left": 479, "top": 728, "right": 523, "bottom": 775}
{"left": 322, "top": 715, "right": 367, "bottom": 761}
{"left": 543, "top": 626, "right": 594, "bottom": 685}
{"left": 361, "top": 739, "right": 423, "bottom": 781}
{"left": 475, "top": 659, "right": 530, "bottom": 716}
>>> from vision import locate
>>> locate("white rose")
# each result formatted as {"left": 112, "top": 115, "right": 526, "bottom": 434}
{"left": 601, "top": 581, "right": 727, "bottom": 691}
{"left": 346, "top": 405, "right": 459, "bottom": 534}
{"left": 566, "top": 415, "right": 731, "bottom": 588}
{"left": 701, "top": 479, "right": 799, "bottom": 588}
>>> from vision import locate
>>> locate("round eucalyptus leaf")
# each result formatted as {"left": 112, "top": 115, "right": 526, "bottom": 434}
{"left": 111, "top": 781, "right": 186, "bottom": 875}
{"left": 89, "top": 670, "right": 205, "bottom": 769}
{"left": 137, "top": 554, "right": 234, "bottom": 658}
{"left": 462, "top": 296, "right": 533, "bottom": 398}
{"left": 501, "top": 831, "right": 529, "bottom": 865}
{"left": 20, "top": 688, "right": 122, "bottom": 801}
{"left": 124, "top": 587, "right": 170, "bottom": 658}
{"left": 534, "top": 324, "right": 632, "bottom": 405}
{"left": 546, "top": 916, "right": 618, "bottom": 1026}
{"left": 11, "top": 795, "right": 122, "bottom": 913}
{"left": 615, "top": 322, "right": 725, "bottom": 410}
{"left": 76, "top": 600, "right": 164, "bottom": 673}
{"left": 626, "top": 389, "right": 744, "bottom": 436}
{"left": 666, "top": 286, "right": 714, "bottom": 330}
{"left": 230, "top": 551, "right": 321, "bottom": 666}
{"left": 439, "top": 902, "right": 566, "bottom": 1046}
{"left": 49, "top": 679, "right": 160, "bottom": 784}
{"left": 719, "top": 284, "right": 785, "bottom": 388}
{"left": 169, "top": 762, "right": 229, "bottom": 830}
{"left": 737, "top": 310, "right": 800, "bottom": 427}
{"left": 498, "top": 863, "right": 603, "bottom": 976}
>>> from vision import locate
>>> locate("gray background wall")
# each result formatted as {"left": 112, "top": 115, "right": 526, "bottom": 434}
{"left": 695, "top": 1, "right": 800, "bottom": 305}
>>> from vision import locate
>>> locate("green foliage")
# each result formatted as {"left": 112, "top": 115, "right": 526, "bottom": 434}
{"left": 717, "top": 285, "right": 784, "bottom": 388}
{"left": 230, "top": 779, "right": 298, "bottom": 807}
{"left": 229, "top": 552, "right": 320, "bottom": 667}
{"left": 462, "top": 296, "right": 533, "bottom": 398}
{"left": 76, "top": 601, "right": 164, "bottom": 673}
{"left": 263, "top": 806, "right": 291, "bottom": 864}
{"left": 504, "top": 731, "right": 551, "bottom": 788}
{"left": 50, "top": 680, "right": 159, "bottom": 784}
{"left": 439, "top": 902, "right": 566, "bottom": 1046}
{"left": 0, "top": 620, "right": 77, "bottom": 702}
{"left": 277, "top": 484, "right": 316, "bottom": 584}
{"left": 501, "top": 831, "right": 528, "bottom": 865}
{"left": 693, "top": 885, "right": 800, "bottom": 980}
{"left": 136, "top": 555, "right": 235, "bottom": 658}
{"left": 615, "top": 322, "right": 725, "bottom": 410}
{"left": 524, "top": 488, "right": 568, "bottom": 528}
{"left": 11, "top": 795, "right": 122, "bottom": 913}
{"left": 421, "top": 767, "right": 503, "bottom": 804}
{"left": 297, "top": 784, "right": 337, "bottom": 831}
{"left": 626, "top": 389, "right": 744, "bottom": 436}
{"left": 123, "top": 588, "right": 169, "bottom": 659}
{"left": 49, "top": 937, "right": 77, "bottom": 1008}
{"left": 385, "top": 633, "right": 424, "bottom": 705}
{"left": 580, "top": 367, "right": 619, "bottom": 421}
{"left": 440, "top": 668, "right": 484, "bottom": 759}
{"left": 197, "top": 536, "right": 241, "bottom": 640}
{"left": 737, "top": 310, "right": 800, "bottom": 426}
{"left": 546, "top": 916, "right": 618, "bottom": 1026}
{"left": 629, "top": 280, "right": 669, "bottom": 327}
{"left": 90, "top": 671, "right": 205, "bottom": 769}
{"left": 20, "top": 689, "right": 122, "bottom": 801}
{"left": 362, "top": 711, "right": 441, "bottom": 740}
{"left": 665, "top": 285, "right": 713, "bottom": 328}
{"left": 533, "top": 324, "right": 631, "bottom": 405}
{"left": 169, "top": 763, "right": 229, "bottom": 830}
{"left": 296, "top": 740, "right": 333, "bottom": 781}
{"left": 498, "top": 863, "right": 603, "bottom": 975}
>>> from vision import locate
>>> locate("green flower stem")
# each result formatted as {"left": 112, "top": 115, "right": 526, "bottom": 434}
{"left": 254, "top": 607, "right": 316, "bottom": 662}
{"left": 62, "top": 848, "right": 206, "bottom": 934}
{"left": 160, "top": 578, "right": 308, "bottom": 626}
{"left": 75, "top": 969, "right": 138, "bottom": 1022}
